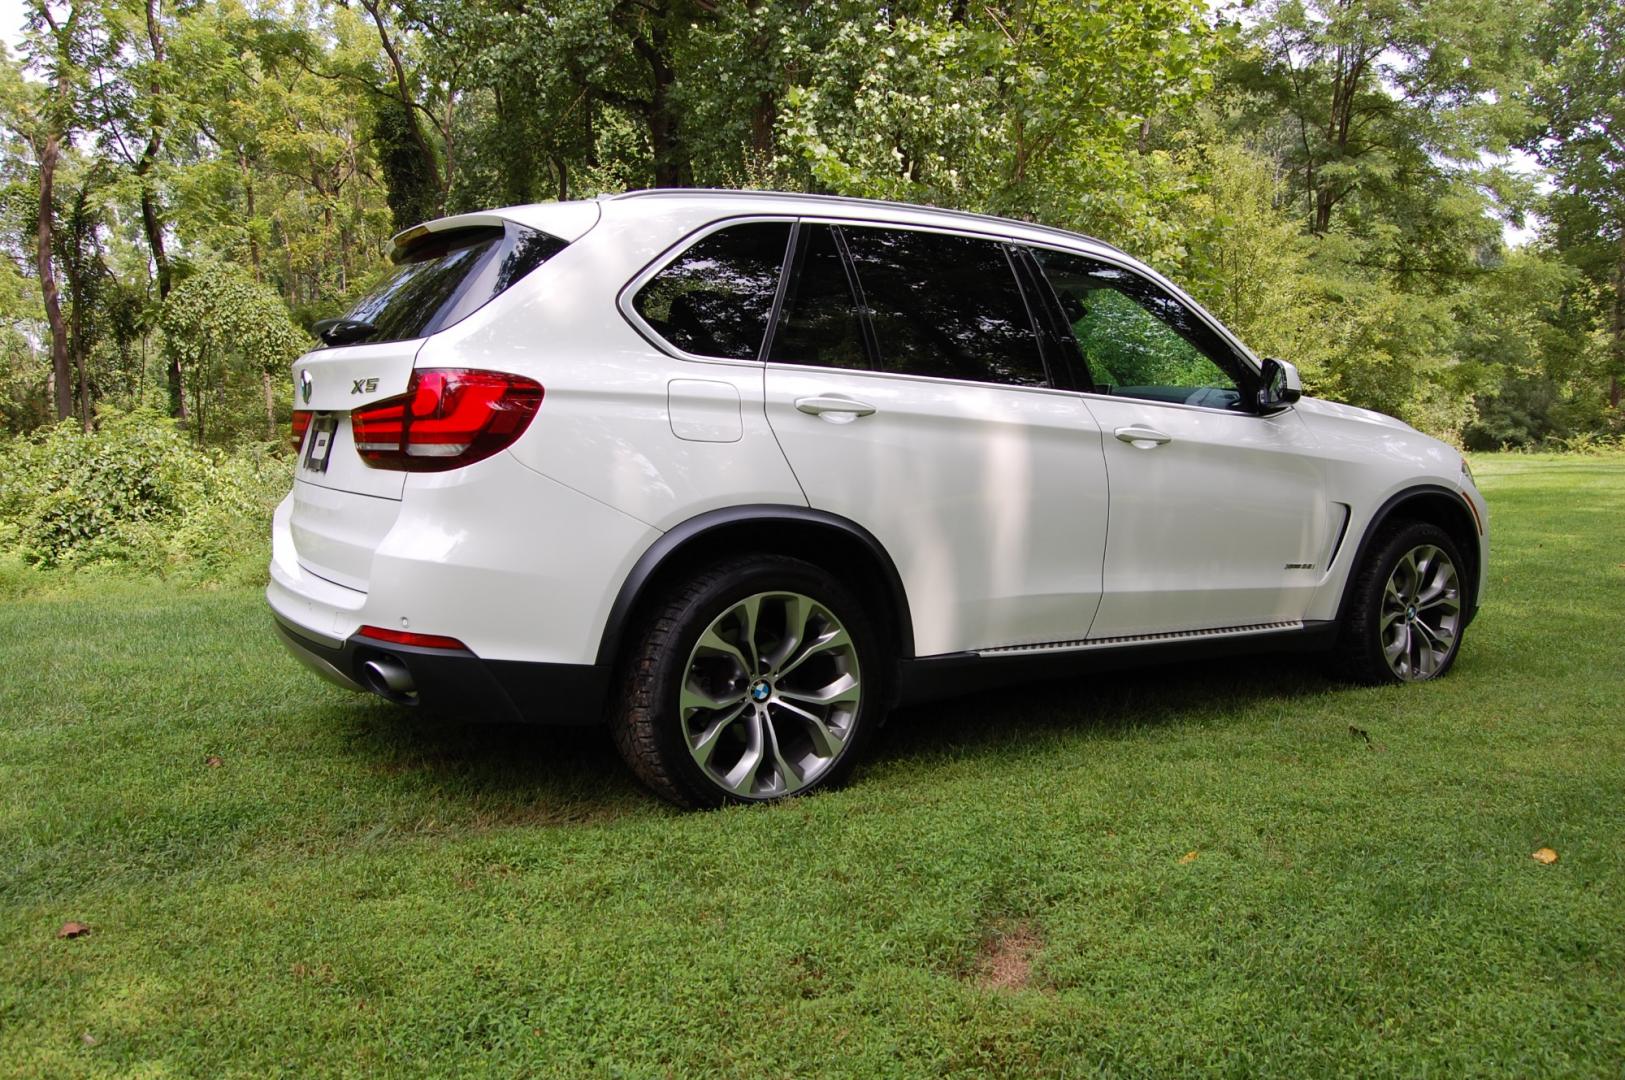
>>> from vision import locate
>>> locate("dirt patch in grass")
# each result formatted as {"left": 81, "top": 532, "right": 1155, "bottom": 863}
{"left": 971, "top": 921, "right": 1044, "bottom": 993}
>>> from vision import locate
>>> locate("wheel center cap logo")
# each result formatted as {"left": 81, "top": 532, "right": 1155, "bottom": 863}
{"left": 749, "top": 679, "right": 772, "bottom": 703}
{"left": 299, "top": 369, "right": 313, "bottom": 404}
{"left": 1406, "top": 605, "right": 1416, "bottom": 621}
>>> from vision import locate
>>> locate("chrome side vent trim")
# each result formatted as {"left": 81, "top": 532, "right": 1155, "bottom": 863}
{"left": 978, "top": 621, "right": 1306, "bottom": 657}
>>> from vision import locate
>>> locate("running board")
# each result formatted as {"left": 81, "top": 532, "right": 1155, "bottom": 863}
{"left": 976, "top": 620, "right": 1307, "bottom": 657}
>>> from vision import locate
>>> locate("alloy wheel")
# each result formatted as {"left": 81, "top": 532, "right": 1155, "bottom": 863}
{"left": 679, "top": 591, "right": 862, "bottom": 799}
{"left": 1380, "top": 544, "right": 1461, "bottom": 680}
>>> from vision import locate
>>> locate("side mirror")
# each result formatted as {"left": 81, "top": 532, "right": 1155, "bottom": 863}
{"left": 1258, "top": 358, "right": 1302, "bottom": 411}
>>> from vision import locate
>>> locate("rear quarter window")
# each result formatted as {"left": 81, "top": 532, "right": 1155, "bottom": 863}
{"left": 632, "top": 222, "right": 793, "bottom": 360}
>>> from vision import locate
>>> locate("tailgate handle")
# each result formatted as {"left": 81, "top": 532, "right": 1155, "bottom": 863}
{"left": 1115, "top": 425, "right": 1173, "bottom": 448}
{"left": 795, "top": 395, "right": 877, "bottom": 420}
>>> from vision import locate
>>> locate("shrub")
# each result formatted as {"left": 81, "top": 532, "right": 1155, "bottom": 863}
{"left": 0, "top": 408, "right": 285, "bottom": 582}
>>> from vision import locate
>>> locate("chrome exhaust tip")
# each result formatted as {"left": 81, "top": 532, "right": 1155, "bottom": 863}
{"left": 361, "top": 656, "right": 416, "bottom": 697}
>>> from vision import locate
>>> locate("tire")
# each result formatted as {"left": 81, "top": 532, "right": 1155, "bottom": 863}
{"left": 1331, "top": 520, "right": 1467, "bottom": 685}
{"left": 610, "top": 555, "right": 886, "bottom": 808}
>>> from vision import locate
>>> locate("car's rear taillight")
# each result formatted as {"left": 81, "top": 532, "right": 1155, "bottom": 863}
{"left": 291, "top": 410, "right": 314, "bottom": 451}
{"left": 351, "top": 368, "right": 543, "bottom": 472}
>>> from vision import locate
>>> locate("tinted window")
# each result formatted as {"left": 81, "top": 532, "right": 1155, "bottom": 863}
{"left": 1034, "top": 250, "right": 1245, "bottom": 409}
{"left": 341, "top": 225, "right": 567, "bottom": 345}
{"left": 770, "top": 225, "right": 869, "bottom": 369}
{"left": 634, "top": 222, "right": 792, "bottom": 360}
{"left": 841, "top": 227, "right": 1047, "bottom": 387}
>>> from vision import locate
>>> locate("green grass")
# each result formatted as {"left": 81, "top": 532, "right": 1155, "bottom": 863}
{"left": 2, "top": 454, "right": 1622, "bottom": 1077}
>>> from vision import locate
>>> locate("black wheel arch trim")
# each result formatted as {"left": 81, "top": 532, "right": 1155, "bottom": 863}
{"left": 594, "top": 504, "right": 915, "bottom": 667}
{"left": 1336, "top": 483, "right": 1482, "bottom": 627}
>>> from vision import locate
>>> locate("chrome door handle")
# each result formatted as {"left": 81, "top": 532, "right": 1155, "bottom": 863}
{"left": 1114, "top": 425, "right": 1172, "bottom": 447}
{"left": 795, "top": 395, "right": 877, "bottom": 420}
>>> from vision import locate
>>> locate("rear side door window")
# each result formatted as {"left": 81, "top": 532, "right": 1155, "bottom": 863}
{"left": 839, "top": 226, "right": 1051, "bottom": 388}
{"left": 632, "top": 221, "right": 793, "bottom": 360}
{"left": 1031, "top": 249, "right": 1251, "bottom": 410}
{"left": 770, "top": 224, "right": 871, "bottom": 370}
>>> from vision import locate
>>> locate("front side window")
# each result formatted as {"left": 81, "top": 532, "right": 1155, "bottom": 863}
{"left": 342, "top": 224, "right": 568, "bottom": 345}
{"left": 840, "top": 227, "right": 1049, "bottom": 388}
{"left": 633, "top": 221, "right": 792, "bottom": 360}
{"left": 1033, "top": 250, "right": 1247, "bottom": 409}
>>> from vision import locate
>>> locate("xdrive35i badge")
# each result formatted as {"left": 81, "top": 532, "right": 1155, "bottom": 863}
{"left": 299, "top": 369, "right": 312, "bottom": 404}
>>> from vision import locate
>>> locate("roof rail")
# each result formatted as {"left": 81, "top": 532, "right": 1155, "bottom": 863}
{"left": 609, "top": 187, "right": 1131, "bottom": 260}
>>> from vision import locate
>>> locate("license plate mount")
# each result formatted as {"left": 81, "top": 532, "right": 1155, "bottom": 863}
{"left": 303, "top": 415, "right": 338, "bottom": 474}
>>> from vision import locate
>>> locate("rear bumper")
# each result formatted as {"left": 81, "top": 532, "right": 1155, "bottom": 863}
{"left": 273, "top": 613, "right": 609, "bottom": 725}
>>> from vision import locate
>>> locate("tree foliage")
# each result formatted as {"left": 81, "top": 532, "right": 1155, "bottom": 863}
{"left": 0, "top": 0, "right": 1615, "bottom": 450}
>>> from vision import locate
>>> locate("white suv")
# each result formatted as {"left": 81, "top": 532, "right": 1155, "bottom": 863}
{"left": 270, "top": 189, "right": 1488, "bottom": 807}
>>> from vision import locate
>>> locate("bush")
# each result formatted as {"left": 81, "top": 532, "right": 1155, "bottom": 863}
{"left": 0, "top": 408, "right": 286, "bottom": 583}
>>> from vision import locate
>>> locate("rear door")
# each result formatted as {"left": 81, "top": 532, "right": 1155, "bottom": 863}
{"left": 763, "top": 221, "right": 1110, "bottom": 657}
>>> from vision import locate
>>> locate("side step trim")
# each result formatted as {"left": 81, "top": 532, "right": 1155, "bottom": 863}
{"left": 977, "top": 620, "right": 1306, "bottom": 657}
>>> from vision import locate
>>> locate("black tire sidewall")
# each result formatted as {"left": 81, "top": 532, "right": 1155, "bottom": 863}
{"left": 642, "top": 556, "right": 886, "bottom": 807}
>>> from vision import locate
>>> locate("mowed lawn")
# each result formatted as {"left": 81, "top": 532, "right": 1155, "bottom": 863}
{"left": 1, "top": 456, "right": 1622, "bottom": 1077}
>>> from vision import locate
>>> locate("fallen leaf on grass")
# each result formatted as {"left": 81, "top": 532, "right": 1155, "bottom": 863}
{"left": 1179, "top": 850, "right": 1199, "bottom": 864}
{"left": 56, "top": 922, "right": 90, "bottom": 939}
{"left": 80, "top": 1033, "right": 97, "bottom": 1047}
{"left": 1531, "top": 847, "right": 1559, "bottom": 864}
{"left": 205, "top": 755, "right": 223, "bottom": 768}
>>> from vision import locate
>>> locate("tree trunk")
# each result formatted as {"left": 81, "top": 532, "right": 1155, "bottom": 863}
{"left": 37, "top": 129, "right": 71, "bottom": 422}
{"left": 1611, "top": 239, "right": 1623, "bottom": 410}
{"left": 263, "top": 369, "right": 277, "bottom": 440}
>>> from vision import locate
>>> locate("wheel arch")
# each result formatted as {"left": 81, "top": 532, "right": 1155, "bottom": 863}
{"left": 594, "top": 505, "right": 915, "bottom": 669}
{"left": 1336, "top": 484, "right": 1482, "bottom": 626}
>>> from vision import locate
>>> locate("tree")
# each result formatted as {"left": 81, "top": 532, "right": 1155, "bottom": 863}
{"left": 1526, "top": 0, "right": 1625, "bottom": 409}
{"left": 160, "top": 263, "right": 306, "bottom": 445}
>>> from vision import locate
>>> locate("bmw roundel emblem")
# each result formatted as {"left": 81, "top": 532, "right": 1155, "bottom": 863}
{"left": 299, "top": 369, "right": 313, "bottom": 404}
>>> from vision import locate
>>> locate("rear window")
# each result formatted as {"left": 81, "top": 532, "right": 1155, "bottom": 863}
{"left": 339, "top": 223, "right": 568, "bottom": 345}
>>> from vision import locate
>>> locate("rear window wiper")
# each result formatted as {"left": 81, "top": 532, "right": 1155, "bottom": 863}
{"left": 312, "top": 317, "right": 378, "bottom": 346}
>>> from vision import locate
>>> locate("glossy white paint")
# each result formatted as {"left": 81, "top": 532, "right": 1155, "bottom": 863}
{"left": 764, "top": 364, "right": 1109, "bottom": 655}
{"left": 1081, "top": 395, "right": 1330, "bottom": 637}
{"left": 272, "top": 450, "right": 657, "bottom": 662}
{"left": 270, "top": 189, "right": 1489, "bottom": 677}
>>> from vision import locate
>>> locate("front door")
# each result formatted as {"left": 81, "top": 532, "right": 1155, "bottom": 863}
{"left": 1026, "top": 248, "right": 1332, "bottom": 638}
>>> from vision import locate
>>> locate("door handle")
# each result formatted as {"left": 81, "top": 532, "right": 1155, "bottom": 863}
{"left": 1114, "top": 425, "right": 1172, "bottom": 448}
{"left": 795, "top": 395, "right": 877, "bottom": 421}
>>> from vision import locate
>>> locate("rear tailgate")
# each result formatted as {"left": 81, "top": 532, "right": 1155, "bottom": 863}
{"left": 290, "top": 339, "right": 421, "bottom": 590}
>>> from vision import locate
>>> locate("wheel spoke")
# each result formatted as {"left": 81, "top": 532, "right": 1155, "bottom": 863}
{"left": 688, "top": 703, "right": 749, "bottom": 769}
{"left": 778, "top": 672, "right": 861, "bottom": 708}
{"left": 777, "top": 623, "right": 852, "bottom": 680}
{"left": 736, "top": 594, "right": 764, "bottom": 674}
{"left": 761, "top": 713, "right": 803, "bottom": 794}
{"left": 694, "top": 626, "right": 750, "bottom": 679}
{"left": 762, "top": 594, "right": 813, "bottom": 672}
{"left": 1383, "top": 625, "right": 1408, "bottom": 665}
{"left": 772, "top": 697, "right": 846, "bottom": 758}
{"left": 680, "top": 681, "right": 746, "bottom": 716}
{"left": 719, "top": 711, "right": 766, "bottom": 795}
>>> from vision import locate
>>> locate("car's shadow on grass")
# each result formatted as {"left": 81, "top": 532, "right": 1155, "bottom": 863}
{"left": 876, "top": 652, "right": 1336, "bottom": 763}
{"left": 329, "top": 652, "right": 1339, "bottom": 819}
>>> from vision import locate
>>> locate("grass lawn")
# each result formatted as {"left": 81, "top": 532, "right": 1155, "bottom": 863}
{"left": 2, "top": 454, "right": 1622, "bottom": 1077}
